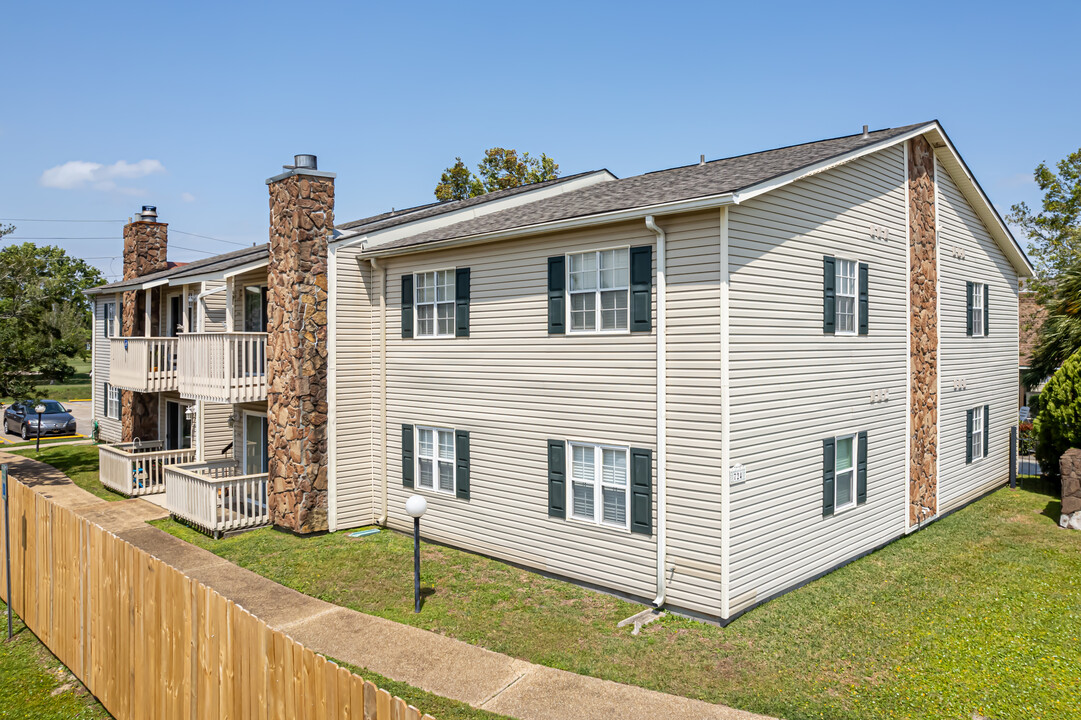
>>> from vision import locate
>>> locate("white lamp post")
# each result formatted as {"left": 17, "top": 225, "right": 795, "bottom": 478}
{"left": 33, "top": 403, "right": 46, "bottom": 452}
{"left": 405, "top": 495, "right": 428, "bottom": 613}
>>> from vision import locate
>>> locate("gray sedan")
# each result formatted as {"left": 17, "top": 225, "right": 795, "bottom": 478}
{"left": 3, "top": 400, "right": 78, "bottom": 441}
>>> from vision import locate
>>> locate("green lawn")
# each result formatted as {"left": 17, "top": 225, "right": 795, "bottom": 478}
{"left": 9, "top": 445, "right": 124, "bottom": 502}
{"left": 152, "top": 483, "right": 1081, "bottom": 720}
{"left": 0, "top": 601, "right": 111, "bottom": 719}
{"left": 1, "top": 357, "right": 93, "bottom": 404}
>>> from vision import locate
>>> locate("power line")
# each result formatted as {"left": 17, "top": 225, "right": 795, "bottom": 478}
{"left": 0, "top": 218, "right": 123, "bottom": 223}
{"left": 171, "top": 229, "right": 249, "bottom": 247}
{"left": 6, "top": 236, "right": 122, "bottom": 240}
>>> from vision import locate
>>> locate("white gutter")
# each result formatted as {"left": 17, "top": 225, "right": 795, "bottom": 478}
{"left": 370, "top": 257, "right": 389, "bottom": 525}
{"left": 644, "top": 215, "right": 667, "bottom": 608}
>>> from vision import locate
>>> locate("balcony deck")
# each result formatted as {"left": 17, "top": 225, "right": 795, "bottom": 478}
{"left": 178, "top": 332, "right": 268, "bottom": 404}
{"left": 98, "top": 441, "right": 196, "bottom": 497}
{"left": 164, "top": 459, "right": 269, "bottom": 537}
{"left": 109, "top": 337, "right": 179, "bottom": 393}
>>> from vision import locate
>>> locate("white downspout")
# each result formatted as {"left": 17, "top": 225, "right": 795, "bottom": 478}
{"left": 370, "top": 257, "right": 389, "bottom": 525}
{"left": 644, "top": 215, "right": 667, "bottom": 608}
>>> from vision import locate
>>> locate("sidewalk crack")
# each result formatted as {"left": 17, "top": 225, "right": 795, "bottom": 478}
{"left": 477, "top": 667, "right": 531, "bottom": 708}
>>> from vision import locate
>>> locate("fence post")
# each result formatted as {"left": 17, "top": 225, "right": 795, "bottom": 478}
{"left": 2, "top": 463, "right": 11, "bottom": 639}
{"left": 1009, "top": 425, "right": 1018, "bottom": 489}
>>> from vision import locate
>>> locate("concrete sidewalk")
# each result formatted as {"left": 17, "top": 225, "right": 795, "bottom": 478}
{"left": 0, "top": 451, "right": 773, "bottom": 720}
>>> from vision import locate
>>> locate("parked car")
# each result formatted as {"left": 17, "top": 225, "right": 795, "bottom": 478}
{"left": 3, "top": 400, "right": 77, "bottom": 441}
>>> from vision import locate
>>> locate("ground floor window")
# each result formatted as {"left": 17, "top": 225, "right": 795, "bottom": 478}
{"left": 104, "top": 383, "right": 120, "bottom": 420}
{"left": 568, "top": 442, "right": 629, "bottom": 529}
{"left": 834, "top": 434, "right": 856, "bottom": 511}
{"left": 968, "top": 405, "right": 988, "bottom": 463}
{"left": 417, "top": 426, "right": 456, "bottom": 493}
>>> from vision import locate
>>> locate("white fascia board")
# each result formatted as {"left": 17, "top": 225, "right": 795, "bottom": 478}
{"left": 169, "top": 258, "right": 268, "bottom": 286}
{"left": 357, "top": 190, "right": 739, "bottom": 258}
{"left": 333, "top": 170, "right": 617, "bottom": 251}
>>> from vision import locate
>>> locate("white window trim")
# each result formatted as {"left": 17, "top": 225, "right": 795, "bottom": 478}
{"left": 413, "top": 268, "right": 456, "bottom": 339}
{"left": 565, "top": 245, "right": 631, "bottom": 335}
{"left": 970, "top": 405, "right": 986, "bottom": 460}
{"left": 241, "top": 410, "right": 269, "bottom": 475}
{"left": 415, "top": 425, "right": 457, "bottom": 495}
{"left": 834, "top": 257, "right": 859, "bottom": 337}
{"left": 566, "top": 440, "right": 631, "bottom": 531}
{"left": 834, "top": 433, "right": 857, "bottom": 514}
{"left": 971, "top": 281, "right": 986, "bottom": 337}
{"left": 105, "top": 383, "right": 120, "bottom": 420}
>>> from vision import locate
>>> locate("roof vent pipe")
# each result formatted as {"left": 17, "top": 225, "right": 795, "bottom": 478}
{"left": 861, "top": 125, "right": 869, "bottom": 138}
{"left": 139, "top": 205, "right": 157, "bottom": 222}
{"left": 699, "top": 154, "right": 705, "bottom": 166}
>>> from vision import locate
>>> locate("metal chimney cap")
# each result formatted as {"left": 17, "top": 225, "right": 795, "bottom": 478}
{"left": 139, "top": 205, "right": 158, "bottom": 221}
{"left": 283, "top": 154, "right": 317, "bottom": 171}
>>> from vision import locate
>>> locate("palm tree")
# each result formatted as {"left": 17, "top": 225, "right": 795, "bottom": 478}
{"left": 1023, "top": 261, "right": 1081, "bottom": 388}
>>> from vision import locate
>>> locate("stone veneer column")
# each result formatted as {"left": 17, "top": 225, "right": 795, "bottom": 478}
{"left": 266, "top": 165, "right": 335, "bottom": 534}
{"left": 908, "top": 136, "right": 938, "bottom": 524}
{"left": 120, "top": 216, "right": 169, "bottom": 443}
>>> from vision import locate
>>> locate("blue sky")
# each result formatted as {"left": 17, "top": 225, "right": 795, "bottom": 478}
{"left": 2, "top": 0, "right": 1078, "bottom": 280}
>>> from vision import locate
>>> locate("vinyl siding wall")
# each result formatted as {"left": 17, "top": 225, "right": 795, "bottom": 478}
{"left": 201, "top": 280, "right": 228, "bottom": 331}
{"left": 331, "top": 247, "right": 374, "bottom": 528}
{"left": 935, "top": 158, "right": 1017, "bottom": 511}
{"left": 201, "top": 402, "right": 234, "bottom": 460}
{"left": 726, "top": 146, "right": 910, "bottom": 614}
{"left": 334, "top": 213, "right": 724, "bottom": 615}
{"left": 93, "top": 294, "right": 122, "bottom": 443}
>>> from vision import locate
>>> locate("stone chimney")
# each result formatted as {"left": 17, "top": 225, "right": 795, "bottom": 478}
{"left": 266, "top": 155, "right": 335, "bottom": 534}
{"left": 120, "top": 206, "right": 169, "bottom": 443}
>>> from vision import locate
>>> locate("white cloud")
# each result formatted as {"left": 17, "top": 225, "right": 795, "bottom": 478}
{"left": 181, "top": 191, "right": 197, "bottom": 203}
{"left": 40, "top": 158, "right": 166, "bottom": 192}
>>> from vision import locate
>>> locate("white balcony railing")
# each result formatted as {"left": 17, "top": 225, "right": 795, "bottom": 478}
{"left": 98, "top": 441, "right": 196, "bottom": 497}
{"left": 109, "top": 337, "right": 179, "bottom": 392}
{"left": 177, "top": 332, "right": 268, "bottom": 404}
{"left": 164, "top": 459, "right": 270, "bottom": 537}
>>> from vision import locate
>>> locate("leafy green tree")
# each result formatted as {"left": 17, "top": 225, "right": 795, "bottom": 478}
{"left": 1008, "top": 149, "right": 1081, "bottom": 299}
{"left": 434, "top": 148, "right": 560, "bottom": 201}
{"left": 1022, "top": 260, "right": 1081, "bottom": 387}
{"left": 1032, "top": 347, "right": 1081, "bottom": 477}
{"left": 0, "top": 240, "right": 104, "bottom": 399}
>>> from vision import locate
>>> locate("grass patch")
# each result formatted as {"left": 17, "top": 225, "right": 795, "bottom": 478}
{"left": 1, "top": 358, "right": 92, "bottom": 404}
{"left": 153, "top": 486, "right": 1081, "bottom": 720}
{"left": 0, "top": 601, "right": 111, "bottom": 718}
{"left": 9, "top": 445, "right": 124, "bottom": 502}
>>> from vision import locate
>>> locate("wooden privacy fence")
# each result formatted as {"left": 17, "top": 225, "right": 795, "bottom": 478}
{"left": 0, "top": 475, "right": 436, "bottom": 720}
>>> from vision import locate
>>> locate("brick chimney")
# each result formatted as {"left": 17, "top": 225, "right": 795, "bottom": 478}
{"left": 266, "top": 155, "right": 335, "bottom": 534}
{"left": 120, "top": 206, "right": 169, "bottom": 443}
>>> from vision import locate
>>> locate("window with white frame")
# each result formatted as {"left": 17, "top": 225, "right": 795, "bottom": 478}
{"left": 569, "top": 442, "right": 629, "bottom": 528}
{"left": 415, "top": 270, "right": 455, "bottom": 337}
{"left": 417, "top": 426, "right": 456, "bottom": 494}
{"left": 970, "top": 406, "right": 984, "bottom": 459}
{"left": 971, "top": 282, "right": 985, "bottom": 336}
{"left": 568, "top": 248, "right": 629, "bottom": 332}
{"left": 835, "top": 259, "right": 857, "bottom": 334}
{"left": 103, "top": 301, "right": 116, "bottom": 338}
{"left": 104, "top": 382, "right": 120, "bottom": 420}
{"left": 834, "top": 434, "right": 856, "bottom": 511}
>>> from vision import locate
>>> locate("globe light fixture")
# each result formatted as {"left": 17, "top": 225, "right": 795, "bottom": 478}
{"left": 405, "top": 494, "right": 427, "bottom": 613}
{"left": 33, "top": 403, "right": 46, "bottom": 452}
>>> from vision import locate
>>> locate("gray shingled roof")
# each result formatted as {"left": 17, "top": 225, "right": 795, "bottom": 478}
{"left": 360, "top": 123, "right": 930, "bottom": 253}
{"left": 86, "top": 244, "right": 268, "bottom": 294}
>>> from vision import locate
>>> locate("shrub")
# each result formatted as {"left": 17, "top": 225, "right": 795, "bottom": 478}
{"left": 1019, "top": 420, "right": 1036, "bottom": 455}
{"left": 1032, "top": 347, "right": 1081, "bottom": 477}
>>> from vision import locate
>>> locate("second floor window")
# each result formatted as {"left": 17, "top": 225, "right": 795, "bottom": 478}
{"left": 568, "top": 248, "right": 629, "bottom": 332}
{"left": 835, "top": 259, "right": 857, "bottom": 334}
{"left": 416, "top": 270, "right": 455, "bottom": 337}
{"left": 103, "top": 302, "right": 116, "bottom": 338}
{"left": 969, "top": 282, "right": 986, "bottom": 337}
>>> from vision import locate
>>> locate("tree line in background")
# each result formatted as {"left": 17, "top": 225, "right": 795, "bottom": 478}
{"left": 434, "top": 148, "right": 559, "bottom": 202}
{"left": 1008, "top": 149, "right": 1081, "bottom": 475}
{"left": 0, "top": 225, "right": 104, "bottom": 399}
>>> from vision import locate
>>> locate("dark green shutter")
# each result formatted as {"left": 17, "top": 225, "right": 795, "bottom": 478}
{"left": 455, "top": 268, "right": 470, "bottom": 337}
{"left": 857, "top": 431, "right": 868, "bottom": 505}
{"left": 547, "top": 257, "right": 565, "bottom": 335}
{"left": 401, "top": 275, "right": 414, "bottom": 339}
{"left": 822, "top": 437, "right": 835, "bottom": 517}
{"left": 547, "top": 440, "right": 566, "bottom": 518}
{"left": 858, "top": 262, "right": 869, "bottom": 335}
{"left": 966, "top": 409, "right": 973, "bottom": 464}
{"left": 630, "top": 246, "right": 652, "bottom": 332}
{"left": 823, "top": 256, "right": 836, "bottom": 334}
{"left": 630, "top": 447, "right": 652, "bottom": 535}
{"left": 983, "top": 405, "right": 990, "bottom": 458}
{"left": 966, "top": 281, "right": 973, "bottom": 336}
{"left": 983, "top": 284, "right": 990, "bottom": 336}
{"left": 401, "top": 424, "right": 414, "bottom": 487}
{"left": 455, "top": 430, "right": 470, "bottom": 499}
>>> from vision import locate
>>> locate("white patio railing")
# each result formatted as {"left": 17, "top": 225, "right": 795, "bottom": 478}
{"left": 98, "top": 441, "right": 196, "bottom": 497}
{"left": 109, "top": 337, "right": 180, "bottom": 392}
{"left": 177, "top": 332, "right": 268, "bottom": 404}
{"left": 164, "top": 459, "right": 270, "bottom": 537}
